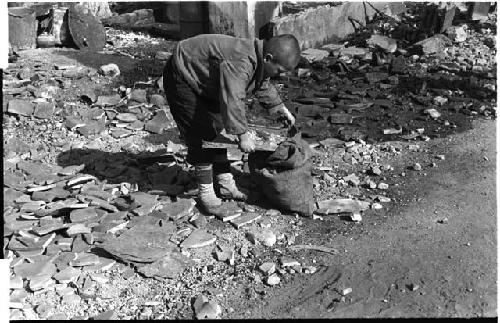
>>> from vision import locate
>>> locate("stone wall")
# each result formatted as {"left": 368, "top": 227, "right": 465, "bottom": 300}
{"left": 272, "top": 2, "right": 407, "bottom": 49}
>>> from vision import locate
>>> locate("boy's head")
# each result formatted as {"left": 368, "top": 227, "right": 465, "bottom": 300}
{"left": 262, "top": 34, "right": 301, "bottom": 78}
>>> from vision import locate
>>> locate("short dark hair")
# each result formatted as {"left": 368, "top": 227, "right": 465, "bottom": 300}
{"left": 263, "top": 34, "right": 301, "bottom": 71}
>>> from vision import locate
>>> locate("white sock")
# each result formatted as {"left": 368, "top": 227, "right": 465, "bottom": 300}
{"left": 198, "top": 183, "right": 222, "bottom": 207}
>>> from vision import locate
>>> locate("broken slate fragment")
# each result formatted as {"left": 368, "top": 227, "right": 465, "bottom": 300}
{"left": 316, "top": 198, "right": 370, "bottom": 214}
{"left": 31, "top": 187, "right": 70, "bottom": 202}
{"left": 129, "top": 89, "right": 147, "bottom": 103}
{"left": 116, "top": 113, "right": 137, "bottom": 123}
{"left": 65, "top": 116, "right": 86, "bottom": 129}
{"left": 366, "top": 34, "right": 397, "bottom": 53}
{"left": 230, "top": 212, "right": 261, "bottom": 229}
{"left": 28, "top": 274, "right": 54, "bottom": 292}
{"left": 180, "top": 229, "right": 216, "bottom": 249}
{"left": 53, "top": 266, "right": 81, "bottom": 284}
{"left": 33, "top": 102, "right": 55, "bottom": 119}
{"left": 193, "top": 295, "right": 222, "bottom": 320}
{"left": 93, "top": 309, "right": 117, "bottom": 320}
{"left": 136, "top": 251, "right": 193, "bottom": 279}
{"left": 69, "top": 252, "right": 100, "bottom": 267}
{"left": 280, "top": 257, "right": 301, "bottom": 267}
{"left": 145, "top": 110, "right": 169, "bottom": 134}
{"left": 8, "top": 99, "right": 34, "bottom": 116}
{"left": 95, "top": 94, "right": 121, "bottom": 107}
{"left": 301, "top": 48, "right": 330, "bottom": 63}
{"left": 157, "top": 199, "right": 196, "bottom": 220}
{"left": 65, "top": 223, "right": 92, "bottom": 236}
{"left": 149, "top": 94, "right": 166, "bottom": 107}
{"left": 69, "top": 208, "right": 98, "bottom": 223}
{"left": 102, "top": 224, "right": 177, "bottom": 263}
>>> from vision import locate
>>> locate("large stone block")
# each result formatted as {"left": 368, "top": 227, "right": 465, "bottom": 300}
{"left": 272, "top": 2, "right": 405, "bottom": 50}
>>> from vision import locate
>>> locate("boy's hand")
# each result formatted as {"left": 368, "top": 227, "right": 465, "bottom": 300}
{"left": 238, "top": 132, "right": 255, "bottom": 153}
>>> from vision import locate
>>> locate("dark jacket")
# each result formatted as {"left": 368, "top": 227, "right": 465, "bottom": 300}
{"left": 171, "top": 34, "right": 284, "bottom": 135}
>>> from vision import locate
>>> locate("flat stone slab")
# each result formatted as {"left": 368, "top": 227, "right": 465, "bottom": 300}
{"left": 180, "top": 229, "right": 216, "bottom": 249}
{"left": 31, "top": 187, "right": 70, "bottom": 202}
{"left": 230, "top": 212, "right": 262, "bottom": 229}
{"left": 8, "top": 99, "right": 34, "bottom": 116}
{"left": 136, "top": 251, "right": 194, "bottom": 279}
{"left": 28, "top": 274, "right": 54, "bottom": 291}
{"left": 33, "top": 102, "right": 55, "bottom": 119}
{"left": 157, "top": 199, "right": 196, "bottom": 221}
{"left": 14, "top": 261, "right": 57, "bottom": 280}
{"left": 69, "top": 207, "right": 98, "bottom": 223}
{"left": 145, "top": 110, "right": 169, "bottom": 134}
{"left": 95, "top": 94, "right": 121, "bottom": 107}
{"left": 316, "top": 198, "right": 370, "bottom": 214}
{"left": 69, "top": 252, "right": 100, "bottom": 267}
{"left": 101, "top": 223, "right": 177, "bottom": 263}
{"left": 53, "top": 266, "right": 81, "bottom": 283}
{"left": 115, "top": 113, "right": 137, "bottom": 123}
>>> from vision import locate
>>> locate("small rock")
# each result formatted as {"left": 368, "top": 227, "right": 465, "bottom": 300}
{"left": 99, "top": 63, "right": 120, "bottom": 77}
{"left": 407, "top": 283, "right": 420, "bottom": 291}
{"left": 371, "top": 203, "right": 383, "bottom": 210}
{"left": 435, "top": 155, "right": 445, "bottom": 160}
{"left": 266, "top": 274, "right": 281, "bottom": 286}
{"left": 53, "top": 266, "right": 81, "bottom": 284}
{"left": 413, "top": 163, "right": 422, "bottom": 171}
{"left": 378, "top": 183, "right": 389, "bottom": 190}
{"left": 350, "top": 212, "right": 362, "bottom": 222}
{"left": 446, "top": 26, "right": 467, "bottom": 43}
{"left": 341, "top": 287, "right": 352, "bottom": 295}
{"left": 370, "top": 166, "right": 382, "bottom": 176}
{"left": 344, "top": 173, "right": 360, "bottom": 186}
{"left": 155, "top": 51, "right": 172, "bottom": 60}
{"left": 259, "top": 262, "right": 276, "bottom": 275}
{"left": 280, "top": 257, "right": 300, "bottom": 267}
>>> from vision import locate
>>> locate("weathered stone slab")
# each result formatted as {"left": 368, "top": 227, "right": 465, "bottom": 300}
{"left": 8, "top": 99, "right": 34, "bottom": 116}
{"left": 316, "top": 198, "right": 370, "bottom": 214}
{"left": 136, "top": 251, "right": 193, "bottom": 279}
{"left": 180, "top": 229, "right": 216, "bottom": 249}
{"left": 230, "top": 212, "right": 262, "bottom": 229}
{"left": 33, "top": 102, "right": 55, "bottom": 119}
{"left": 101, "top": 223, "right": 177, "bottom": 263}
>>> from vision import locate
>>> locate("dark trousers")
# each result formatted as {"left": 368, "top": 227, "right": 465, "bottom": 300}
{"left": 163, "top": 58, "right": 230, "bottom": 175}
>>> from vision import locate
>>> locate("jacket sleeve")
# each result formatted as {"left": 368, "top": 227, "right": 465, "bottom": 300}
{"left": 253, "top": 78, "right": 284, "bottom": 110}
{"left": 219, "top": 60, "right": 253, "bottom": 135}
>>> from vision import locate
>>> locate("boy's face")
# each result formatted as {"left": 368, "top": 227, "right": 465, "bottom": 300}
{"left": 263, "top": 55, "right": 290, "bottom": 78}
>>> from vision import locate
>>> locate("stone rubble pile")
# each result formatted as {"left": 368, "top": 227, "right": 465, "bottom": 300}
{"left": 4, "top": 5, "right": 497, "bottom": 319}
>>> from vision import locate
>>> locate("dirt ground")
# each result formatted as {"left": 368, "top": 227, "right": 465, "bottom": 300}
{"left": 227, "top": 117, "right": 497, "bottom": 318}
{"left": 4, "top": 19, "right": 497, "bottom": 319}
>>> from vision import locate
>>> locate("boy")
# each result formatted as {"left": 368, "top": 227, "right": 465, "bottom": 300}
{"left": 163, "top": 33, "right": 300, "bottom": 216}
